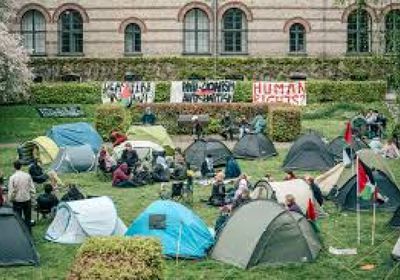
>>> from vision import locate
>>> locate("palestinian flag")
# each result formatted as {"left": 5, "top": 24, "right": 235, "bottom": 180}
{"left": 357, "top": 158, "right": 376, "bottom": 200}
{"left": 344, "top": 121, "right": 353, "bottom": 145}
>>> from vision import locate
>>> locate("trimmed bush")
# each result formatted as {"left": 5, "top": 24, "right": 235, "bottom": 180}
{"left": 154, "top": 81, "right": 171, "bottom": 102}
{"left": 233, "top": 81, "right": 253, "bottom": 102}
{"left": 68, "top": 237, "right": 164, "bottom": 280}
{"left": 30, "top": 82, "right": 102, "bottom": 104}
{"left": 268, "top": 105, "right": 302, "bottom": 142}
{"left": 95, "top": 104, "right": 131, "bottom": 139}
{"left": 307, "top": 80, "right": 386, "bottom": 103}
{"left": 131, "top": 103, "right": 269, "bottom": 135}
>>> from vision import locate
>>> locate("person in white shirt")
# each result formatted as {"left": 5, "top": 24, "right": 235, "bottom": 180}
{"left": 8, "top": 161, "right": 36, "bottom": 232}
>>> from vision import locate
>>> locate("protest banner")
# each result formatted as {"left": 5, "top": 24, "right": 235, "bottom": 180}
{"left": 102, "top": 81, "right": 155, "bottom": 104}
{"left": 252, "top": 81, "right": 306, "bottom": 105}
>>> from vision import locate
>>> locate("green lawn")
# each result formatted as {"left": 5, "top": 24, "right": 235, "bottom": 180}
{"left": 0, "top": 103, "right": 400, "bottom": 279}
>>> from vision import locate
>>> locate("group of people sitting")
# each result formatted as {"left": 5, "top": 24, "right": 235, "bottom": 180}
{"left": 368, "top": 137, "right": 400, "bottom": 159}
{"left": 219, "top": 111, "right": 267, "bottom": 141}
{"left": 212, "top": 169, "right": 324, "bottom": 236}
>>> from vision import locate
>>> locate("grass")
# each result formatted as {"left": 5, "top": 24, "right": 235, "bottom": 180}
{"left": 0, "top": 102, "right": 400, "bottom": 279}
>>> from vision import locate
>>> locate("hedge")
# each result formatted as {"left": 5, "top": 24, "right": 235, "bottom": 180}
{"left": 68, "top": 237, "right": 164, "bottom": 280}
{"left": 95, "top": 104, "right": 131, "bottom": 140}
{"left": 268, "top": 105, "right": 302, "bottom": 142}
{"left": 27, "top": 80, "right": 385, "bottom": 105}
{"left": 30, "top": 56, "right": 395, "bottom": 82}
{"left": 131, "top": 103, "right": 269, "bottom": 135}
{"left": 30, "top": 82, "right": 102, "bottom": 104}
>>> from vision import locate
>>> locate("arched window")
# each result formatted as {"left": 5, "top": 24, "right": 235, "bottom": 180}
{"left": 184, "top": 9, "right": 210, "bottom": 54}
{"left": 222, "top": 8, "right": 247, "bottom": 53}
{"left": 58, "top": 10, "right": 83, "bottom": 54}
{"left": 289, "top": 23, "right": 306, "bottom": 53}
{"left": 125, "top": 23, "right": 142, "bottom": 54}
{"left": 21, "top": 10, "right": 46, "bottom": 55}
{"left": 386, "top": 10, "right": 400, "bottom": 53}
{"left": 347, "top": 9, "right": 371, "bottom": 53}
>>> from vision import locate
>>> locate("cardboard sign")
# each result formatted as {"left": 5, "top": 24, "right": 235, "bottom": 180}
{"left": 252, "top": 81, "right": 306, "bottom": 105}
{"left": 102, "top": 81, "right": 155, "bottom": 104}
{"left": 170, "top": 81, "right": 235, "bottom": 103}
{"left": 36, "top": 106, "right": 85, "bottom": 118}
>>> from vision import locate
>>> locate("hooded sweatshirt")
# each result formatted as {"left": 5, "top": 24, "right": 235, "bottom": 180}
{"left": 112, "top": 163, "right": 130, "bottom": 185}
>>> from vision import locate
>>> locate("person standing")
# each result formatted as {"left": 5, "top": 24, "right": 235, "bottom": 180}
{"left": 8, "top": 161, "right": 36, "bottom": 232}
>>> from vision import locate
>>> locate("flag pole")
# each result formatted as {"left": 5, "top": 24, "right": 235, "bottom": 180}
{"left": 371, "top": 197, "right": 376, "bottom": 246}
{"left": 356, "top": 155, "right": 361, "bottom": 246}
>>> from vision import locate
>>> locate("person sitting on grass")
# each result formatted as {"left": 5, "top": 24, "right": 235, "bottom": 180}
{"left": 382, "top": 138, "right": 400, "bottom": 159}
{"left": 36, "top": 184, "right": 59, "bottom": 216}
{"left": 201, "top": 154, "right": 215, "bottom": 178}
{"left": 98, "top": 147, "right": 117, "bottom": 173}
{"left": 233, "top": 174, "right": 249, "bottom": 201}
{"left": 112, "top": 163, "right": 139, "bottom": 188}
{"left": 110, "top": 130, "right": 127, "bottom": 147}
{"left": 285, "top": 194, "right": 303, "bottom": 215}
{"left": 284, "top": 170, "right": 297, "bottom": 181}
{"left": 29, "top": 159, "right": 49, "bottom": 184}
{"left": 225, "top": 156, "right": 241, "bottom": 179}
{"left": 232, "top": 188, "right": 251, "bottom": 211}
{"left": 369, "top": 137, "right": 383, "bottom": 154}
{"left": 120, "top": 143, "right": 139, "bottom": 169}
{"left": 208, "top": 173, "right": 226, "bottom": 207}
{"left": 141, "top": 107, "right": 156, "bottom": 125}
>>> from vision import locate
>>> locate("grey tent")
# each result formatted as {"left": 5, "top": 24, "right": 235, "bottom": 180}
{"left": 233, "top": 133, "right": 277, "bottom": 159}
{"left": 389, "top": 206, "right": 400, "bottom": 228}
{"left": 327, "top": 136, "right": 369, "bottom": 162}
{"left": 51, "top": 145, "right": 96, "bottom": 173}
{"left": 211, "top": 200, "right": 321, "bottom": 269}
{"left": 0, "top": 207, "right": 39, "bottom": 266}
{"left": 184, "top": 138, "right": 232, "bottom": 168}
{"left": 392, "top": 237, "right": 400, "bottom": 261}
{"left": 334, "top": 150, "right": 400, "bottom": 211}
{"left": 282, "top": 133, "right": 335, "bottom": 171}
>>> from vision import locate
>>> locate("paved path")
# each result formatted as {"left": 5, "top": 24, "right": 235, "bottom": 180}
{"left": 385, "top": 91, "right": 399, "bottom": 123}
{"left": 0, "top": 143, "right": 18, "bottom": 148}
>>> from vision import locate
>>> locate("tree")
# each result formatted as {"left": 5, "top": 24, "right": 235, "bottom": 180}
{"left": 0, "top": 0, "right": 31, "bottom": 104}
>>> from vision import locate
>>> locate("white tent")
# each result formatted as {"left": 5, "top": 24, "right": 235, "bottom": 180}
{"left": 113, "top": 140, "right": 164, "bottom": 162}
{"left": 45, "top": 196, "right": 126, "bottom": 244}
{"left": 315, "top": 163, "right": 345, "bottom": 196}
{"left": 269, "top": 179, "right": 319, "bottom": 214}
{"left": 393, "top": 236, "right": 400, "bottom": 261}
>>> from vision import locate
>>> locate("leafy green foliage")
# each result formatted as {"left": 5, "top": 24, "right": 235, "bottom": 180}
{"left": 268, "top": 105, "right": 302, "bottom": 142}
{"left": 233, "top": 81, "right": 253, "bottom": 102}
{"left": 68, "top": 237, "right": 164, "bottom": 280}
{"left": 94, "top": 104, "right": 130, "bottom": 140}
{"left": 30, "top": 83, "right": 102, "bottom": 104}
{"left": 154, "top": 81, "right": 171, "bottom": 102}
{"left": 131, "top": 103, "right": 269, "bottom": 134}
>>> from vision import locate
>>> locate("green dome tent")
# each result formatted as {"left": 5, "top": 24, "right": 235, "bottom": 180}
{"left": 233, "top": 133, "right": 277, "bottom": 159}
{"left": 327, "top": 136, "right": 369, "bottom": 162}
{"left": 127, "top": 125, "right": 175, "bottom": 155}
{"left": 184, "top": 138, "right": 232, "bottom": 168}
{"left": 211, "top": 200, "right": 321, "bottom": 269}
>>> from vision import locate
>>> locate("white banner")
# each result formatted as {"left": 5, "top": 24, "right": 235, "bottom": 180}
{"left": 252, "top": 81, "right": 306, "bottom": 105}
{"left": 102, "top": 81, "right": 155, "bottom": 104}
{"left": 170, "top": 80, "right": 235, "bottom": 103}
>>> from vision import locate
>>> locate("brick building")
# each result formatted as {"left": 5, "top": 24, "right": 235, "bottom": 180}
{"left": 11, "top": 0, "right": 400, "bottom": 58}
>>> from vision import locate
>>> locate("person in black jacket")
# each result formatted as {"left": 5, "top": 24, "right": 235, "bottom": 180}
{"left": 305, "top": 175, "right": 324, "bottom": 206}
{"left": 29, "top": 159, "right": 49, "bottom": 184}
{"left": 201, "top": 154, "right": 215, "bottom": 178}
{"left": 220, "top": 112, "right": 234, "bottom": 141}
{"left": 36, "top": 184, "right": 59, "bottom": 214}
{"left": 120, "top": 143, "right": 139, "bottom": 169}
{"left": 208, "top": 174, "right": 226, "bottom": 206}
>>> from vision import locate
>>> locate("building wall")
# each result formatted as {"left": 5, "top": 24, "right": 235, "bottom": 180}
{"left": 12, "top": 0, "right": 400, "bottom": 58}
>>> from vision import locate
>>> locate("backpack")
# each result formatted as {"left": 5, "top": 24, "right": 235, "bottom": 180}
{"left": 61, "top": 185, "right": 85, "bottom": 202}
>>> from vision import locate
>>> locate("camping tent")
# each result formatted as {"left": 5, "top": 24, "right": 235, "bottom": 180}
{"left": 315, "top": 164, "right": 346, "bottom": 196}
{"left": 269, "top": 179, "right": 319, "bottom": 214}
{"left": 351, "top": 116, "right": 368, "bottom": 137}
{"left": 282, "top": 133, "right": 335, "bottom": 171}
{"left": 47, "top": 122, "right": 103, "bottom": 153}
{"left": 0, "top": 207, "right": 39, "bottom": 266}
{"left": 184, "top": 138, "right": 232, "bottom": 168}
{"left": 392, "top": 237, "right": 400, "bottom": 261}
{"left": 113, "top": 140, "right": 164, "bottom": 162}
{"left": 211, "top": 200, "right": 321, "bottom": 269}
{"left": 389, "top": 206, "right": 400, "bottom": 228}
{"left": 327, "top": 136, "right": 369, "bottom": 162}
{"left": 45, "top": 196, "right": 126, "bottom": 244}
{"left": 126, "top": 125, "right": 175, "bottom": 155}
{"left": 51, "top": 145, "right": 96, "bottom": 173}
{"left": 233, "top": 133, "right": 277, "bottom": 159}
{"left": 18, "top": 136, "right": 59, "bottom": 165}
{"left": 330, "top": 149, "right": 400, "bottom": 211}
{"left": 125, "top": 200, "right": 214, "bottom": 259}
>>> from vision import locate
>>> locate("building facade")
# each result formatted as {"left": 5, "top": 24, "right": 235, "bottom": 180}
{"left": 11, "top": 0, "right": 400, "bottom": 58}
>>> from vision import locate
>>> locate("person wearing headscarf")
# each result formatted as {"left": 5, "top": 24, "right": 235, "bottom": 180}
{"left": 112, "top": 163, "right": 138, "bottom": 188}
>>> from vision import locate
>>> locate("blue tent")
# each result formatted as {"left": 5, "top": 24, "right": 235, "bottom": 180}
{"left": 126, "top": 200, "right": 214, "bottom": 259}
{"left": 47, "top": 122, "right": 102, "bottom": 153}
